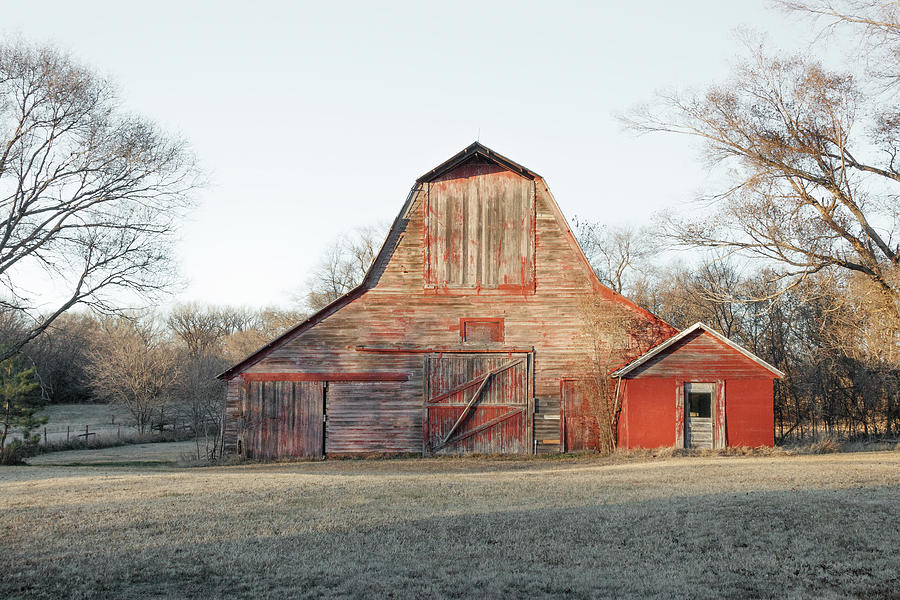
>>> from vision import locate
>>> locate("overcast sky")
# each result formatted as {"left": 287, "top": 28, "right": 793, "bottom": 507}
{"left": 3, "top": 1, "right": 809, "bottom": 309}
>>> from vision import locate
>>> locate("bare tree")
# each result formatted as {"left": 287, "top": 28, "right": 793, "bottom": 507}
{"left": 87, "top": 316, "right": 178, "bottom": 434}
{"left": 777, "top": 1, "right": 900, "bottom": 85}
{"left": 300, "top": 225, "right": 382, "bottom": 312}
{"left": 625, "top": 20, "right": 900, "bottom": 321}
{"left": 24, "top": 312, "right": 96, "bottom": 403}
{"left": 574, "top": 219, "right": 657, "bottom": 296}
{"left": 0, "top": 40, "right": 199, "bottom": 363}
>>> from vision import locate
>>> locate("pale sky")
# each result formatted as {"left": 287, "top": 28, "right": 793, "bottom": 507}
{"left": 3, "top": 1, "right": 808, "bottom": 309}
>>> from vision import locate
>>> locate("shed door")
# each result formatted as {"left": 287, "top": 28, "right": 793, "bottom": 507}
{"left": 425, "top": 353, "right": 531, "bottom": 455}
{"left": 685, "top": 382, "right": 714, "bottom": 449}
{"left": 561, "top": 380, "right": 600, "bottom": 452}
{"left": 240, "top": 380, "right": 324, "bottom": 459}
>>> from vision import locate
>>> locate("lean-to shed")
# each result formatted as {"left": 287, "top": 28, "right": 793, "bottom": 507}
{"left": 611, "top": 322, "right": 784, "bottom": 449}
{"left": 217, "top": 143, "right": 778, "bottom": 457}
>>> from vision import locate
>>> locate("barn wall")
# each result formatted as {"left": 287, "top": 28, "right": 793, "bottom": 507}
{"left": 619, "top": 378, "right": 676, "bottom": 448}
{"left": 619, "top": 374, "right": 775, "bottom": 449}
{"left": 724, "top": 378, "right": 774, "bottom": 447}
{"left": 226, "top": 165, "right": 672, "bottom": 455}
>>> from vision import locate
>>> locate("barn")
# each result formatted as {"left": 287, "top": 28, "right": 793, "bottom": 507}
{"left": 217, "top": 143, "right": 779, "bottom": 457}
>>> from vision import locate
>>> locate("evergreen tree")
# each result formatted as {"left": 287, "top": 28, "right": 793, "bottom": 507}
{"left": 0, "top": 353, "right": 44, "bottom": 451}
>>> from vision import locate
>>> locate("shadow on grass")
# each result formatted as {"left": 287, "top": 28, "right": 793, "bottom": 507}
{"left": 3, "top": 485, "right": 897, "bottom": 599}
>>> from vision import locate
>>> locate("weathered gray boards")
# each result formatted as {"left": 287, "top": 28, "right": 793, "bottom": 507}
{"left": 218, "top": 143, "right": 674, "bottom": 457}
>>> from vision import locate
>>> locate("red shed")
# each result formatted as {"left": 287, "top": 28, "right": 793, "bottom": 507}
{"left": 611, "top": 322, "right": 784, "bottom": 449}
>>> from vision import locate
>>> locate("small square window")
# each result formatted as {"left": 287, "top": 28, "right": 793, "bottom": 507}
{"left": 460, "top": 318, "right": 504, "bottom": 343}
{"left": 688, "top": 392, "right": 712, "bottom": 418}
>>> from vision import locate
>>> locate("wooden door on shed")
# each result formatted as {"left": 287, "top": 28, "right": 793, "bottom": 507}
{"left": 424, "top": 352, "right": 532, "bottom": 455}
{"left": 684, "top": 382, "right": 714, "bottom": 449}
{"left": 561, "top": 380, "right": 600, "bottom": 452}
{"left": 240, "top": 380, "right": 324, "bottom": 459}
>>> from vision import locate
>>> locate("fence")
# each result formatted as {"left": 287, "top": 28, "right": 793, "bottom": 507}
{"left": 7, "top": 418, "right": 202, "bottom": 446}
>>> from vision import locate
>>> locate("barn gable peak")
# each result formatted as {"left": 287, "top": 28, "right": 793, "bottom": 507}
{"left": 416, "top": 142, "right": 539, "bottom": 183}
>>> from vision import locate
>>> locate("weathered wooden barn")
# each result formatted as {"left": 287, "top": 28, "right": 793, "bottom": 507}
{"left": 218, "top": 143, "right": 780, "bottom": 457}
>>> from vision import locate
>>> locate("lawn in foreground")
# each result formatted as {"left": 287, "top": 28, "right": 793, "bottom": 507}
{"left": 2, "top": 452, "right": 898, "bottom": 599}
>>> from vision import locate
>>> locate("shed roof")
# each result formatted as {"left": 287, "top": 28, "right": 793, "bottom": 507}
{"left": 610, "top": 322, "right": 785, "bottom": 379}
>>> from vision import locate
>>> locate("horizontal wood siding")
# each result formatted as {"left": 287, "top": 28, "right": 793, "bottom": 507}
{"left": 627, "top": 330, "right": 776, "bottom": 379}
{"left": 325, "top": 380, "right": 421, "bottom": 454}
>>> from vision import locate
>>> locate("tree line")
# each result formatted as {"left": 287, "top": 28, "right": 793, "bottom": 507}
{"left": 0, "top": 305, "right": 303, "bottom": 461}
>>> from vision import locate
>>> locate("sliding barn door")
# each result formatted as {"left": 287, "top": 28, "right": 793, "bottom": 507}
{"left": 424, "top": 353, "right": 531, "bottom": 455}
{"left": 240, "top": 380, "right": 324, "bottom": 459}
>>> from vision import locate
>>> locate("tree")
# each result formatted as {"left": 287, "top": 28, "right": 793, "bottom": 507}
{"left": 0, "top": 40, "right": 199, "bottom": 363}
{"left": 87, "top": 316, "right": 178, "bottom": 434}
{"left": 300, "top": 225, "right": 382, "bottom": 311}
{"left": 574, "top": 219, "right": 657, "bottom": 297}
{"left": 24, "top": 312, "right": 96, "bottom": 404}
{"left": 625, "top": 14, "right": 900, "bottom": 323}
{"left": 0, "top": 353, "right": 42, "bottom": 451}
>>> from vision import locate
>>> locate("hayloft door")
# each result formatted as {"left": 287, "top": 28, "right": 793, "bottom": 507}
{"left": 240, "top": 380, "right": 324, "bottom": 459}
{"left": 424, "top": 352, "right": 532, "bottom": 455}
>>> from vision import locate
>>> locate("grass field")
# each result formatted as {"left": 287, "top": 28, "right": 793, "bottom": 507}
{"left": 2, "top": 450, "right": 899, "bottom": 599}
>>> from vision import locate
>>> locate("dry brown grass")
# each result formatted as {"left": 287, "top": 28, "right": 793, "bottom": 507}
{"left": 2, "top": 452, "right": 899, "bottom": 599}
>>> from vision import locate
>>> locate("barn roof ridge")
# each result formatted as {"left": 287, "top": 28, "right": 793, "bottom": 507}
{"left": 611, "top": 321, "right": 785, "bottom": 378}
{"left": 415, "top": 141, "right": 540, "bottom": 183}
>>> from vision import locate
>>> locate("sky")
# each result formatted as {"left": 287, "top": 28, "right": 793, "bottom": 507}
{"left": 2, "top": 1, "right": 810, "bottom": 310}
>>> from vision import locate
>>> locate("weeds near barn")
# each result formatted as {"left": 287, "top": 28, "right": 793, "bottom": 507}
{"left": 2, "top": 451, "right": 899, "bottom": 599}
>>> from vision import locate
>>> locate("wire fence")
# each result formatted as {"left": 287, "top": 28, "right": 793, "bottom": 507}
{"left": 9, "top": 418, "right": 200, "bottom": 446}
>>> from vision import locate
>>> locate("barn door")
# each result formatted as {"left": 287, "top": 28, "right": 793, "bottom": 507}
{"left": 561, "top": 380, "right": 600, "bottom": 452}
{"left": 424, "top": 353, "right": 531, "bottom": 455}
{"left": 240, "top": 380, "right": 324, "bottom": 459}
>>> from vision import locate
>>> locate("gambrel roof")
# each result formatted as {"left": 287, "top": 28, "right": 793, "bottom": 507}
{"left": 218, "top": 142, "right": 673, "bottom": 379}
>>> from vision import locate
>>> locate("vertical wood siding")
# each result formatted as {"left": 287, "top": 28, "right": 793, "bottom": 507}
{"left": 561, "top": 380, "right": 600, "bottom": 452}
{"left": 425, "top": 163, "right": 534, "bottom": 292}
{"left": 240, "top": 381, "right": 324, "bottom": 459}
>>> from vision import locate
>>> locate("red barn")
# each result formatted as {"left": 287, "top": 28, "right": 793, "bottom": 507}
{"left": 217, "top": 143, "right": 780, "bottom": 457}
{"left": 612, "top": 323, "right": 784, "bottom": 449}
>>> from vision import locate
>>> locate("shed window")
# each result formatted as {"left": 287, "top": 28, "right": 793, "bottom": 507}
{"left": 461, "top": 318, "right": 504, "bottom": 343}
{"left": 688, "top": 391, "right": 712, "bottom": 418}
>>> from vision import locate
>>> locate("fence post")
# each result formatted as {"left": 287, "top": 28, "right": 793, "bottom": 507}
{"left": 85, "top": 424, "right": 89, "bottom": 441}
{"left": 66, "top": 426, "right": 70, "bottom": 442}
{"left": 43, "top": 427, "right": 47, "bottom": 445}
